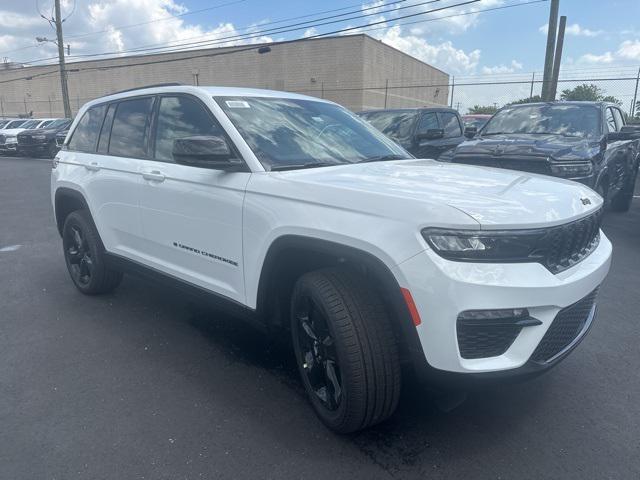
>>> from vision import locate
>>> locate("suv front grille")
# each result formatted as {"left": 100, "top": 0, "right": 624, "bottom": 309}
{"left": 0, "top": 135, "right": 5, "bottom": 145}
{"left": 453, "top": 155, "right": 551, "bottom": 175}
{"left": 17, "top": 135, "right": 33, "bottom": 145}
{"left": 530, "top": 289, "right": 598, "bottom": 363}
{"left": 540, "top": 209, "right": 602, "bottom": 274}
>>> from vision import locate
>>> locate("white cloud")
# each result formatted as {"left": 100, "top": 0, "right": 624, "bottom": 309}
{"left": 579, "top": 52, "right": 615, "bottom": 64}
{"left": 375, "top": 25, "right": 481, "bottom": 74}
{"left": 539, "top": 23, "right": 603, "bottom": 37}
{"left": 302, "top": 27, "right": 317, "bottom": 39}
{"left": 617, "top": 39, "right": 640, "bottom": 60}
{"left": 482, "top": 60, "right": 523, "bottom": 74}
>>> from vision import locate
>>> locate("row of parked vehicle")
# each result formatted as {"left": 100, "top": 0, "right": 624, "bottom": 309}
{"left": 0, "top": 117, "right": 72, "bottom": 158}
{"left": 357, "top": 101, "right": 640, "bottom": 213}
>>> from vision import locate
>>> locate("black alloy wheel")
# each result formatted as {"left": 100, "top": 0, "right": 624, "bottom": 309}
{"left": 64, "top": 224, "right": 94, "bottom": 287}
{"left": 293, "top": 295, "right": 342, "bottom": 411}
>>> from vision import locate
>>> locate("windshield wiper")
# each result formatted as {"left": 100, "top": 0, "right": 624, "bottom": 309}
{"left": 269, "top": 161, "right": 345, "bottom": 171}
{"left": 358, "top": 154, "right": 412, "bottom": 163}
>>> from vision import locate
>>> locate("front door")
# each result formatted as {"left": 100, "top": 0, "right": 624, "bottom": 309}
{"left": 137, "top": 94, "right": 249, "bottom": 303}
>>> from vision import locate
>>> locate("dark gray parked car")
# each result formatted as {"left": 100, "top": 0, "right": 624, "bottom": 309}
{"left": 357, "top": 107, "right": 467, "bottom": 160}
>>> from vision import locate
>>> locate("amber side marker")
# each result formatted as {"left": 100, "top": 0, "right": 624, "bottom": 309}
{"left": 401, "top": 288, "right": 422, "bottom": 326}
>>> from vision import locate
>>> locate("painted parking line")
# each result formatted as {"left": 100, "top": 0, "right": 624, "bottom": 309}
{"left": 0, "top": 245, "right": 22, "bottom": 252}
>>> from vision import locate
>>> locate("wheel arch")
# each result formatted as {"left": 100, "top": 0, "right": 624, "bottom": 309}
{"left": 255, "top": 235, "right": 427, "bottom": 372}
{"left": 54, "top": 187, "right": 92, "bottom": 237}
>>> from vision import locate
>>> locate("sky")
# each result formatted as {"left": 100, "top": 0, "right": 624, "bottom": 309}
{"left": 1, "top": 0, "right": 640, "bottom": 110}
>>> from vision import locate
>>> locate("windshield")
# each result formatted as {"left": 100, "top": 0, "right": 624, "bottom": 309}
{"left": 483, "top": 104, "right": 601, "bottom": 138}
{"left": 358, "top": 110, "right": 418, "bottom": 146}
{"left": 216, "top": 97, "right": 410, "bottom": 170}
{"left": 463, "top": 117, "right": 490, "bottom": 130}
{"left": 5, "top": 120, "right": 27, "bottom": 129}
{"left": 21, "top": 120, "right": 40, "bottom": 129}
{"left": 47, "top": 119, "right": 71, "bottom": 129}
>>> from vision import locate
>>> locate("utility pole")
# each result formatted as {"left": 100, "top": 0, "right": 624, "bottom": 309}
{"left": 630, "top": 66, "right": 640, "bottom": 118}
{"left": 449, "top": 76, "right": 455, "bottom": 108}
{"left": 54, "top": 0, "right": 72, "bottom": 118}
{"left": 530, "top": 72, "right": 535, "bottom": 99}
{"left": 549, "top": 15, "right": 566, "bottom": 101}
{"left": 542, "top": 0, "right": 560, "bottom": 101}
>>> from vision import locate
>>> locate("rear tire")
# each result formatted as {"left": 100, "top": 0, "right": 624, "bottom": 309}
{"left": 291, "top": 267, "right": 401, "bottom": 433}
{"left": 62, "top": 210, "right": 123, "bottom": 295}
{"left": 610, "top": 162, "right": 638, "bottom": 212}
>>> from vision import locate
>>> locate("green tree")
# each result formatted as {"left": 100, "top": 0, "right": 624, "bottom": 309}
{"left": 509, "top": 95, "right": 543, "bottom": 105}
{"left": 559, "top": 83, "right": 622, "bottom": 105}
{"left": 468, "top": 105, "right": 498, "bottom": 114}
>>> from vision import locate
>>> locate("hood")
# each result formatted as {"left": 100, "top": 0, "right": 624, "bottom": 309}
{"left": 273, "top": 159, "right": 602, "bottom": 229}
{"left": 454, "top": 133, "right": 600, "bottom": 162}
{"left": 0, "top": 128, "right": 28, "bottom": 136}
{"left": 18, "top": 128, "right": 58, "bottom": 136}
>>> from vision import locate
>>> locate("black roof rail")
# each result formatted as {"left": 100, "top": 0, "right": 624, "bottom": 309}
{"left": 108, "top": 83, "right": 184, "bottom": 96}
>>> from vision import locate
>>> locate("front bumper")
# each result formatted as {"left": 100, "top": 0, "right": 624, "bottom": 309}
{"left": 17, "top": 143, "right": 51, "bottom": 154}
{"left": 393, "top": 231, "right": 611, "bottom": 377}
{"left": 0, "top": 143, "right": 18, "bottom": 153}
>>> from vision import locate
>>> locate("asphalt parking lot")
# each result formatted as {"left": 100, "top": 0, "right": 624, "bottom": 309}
{"left": 1, "top": 155, "right": 639, "bottom": 479}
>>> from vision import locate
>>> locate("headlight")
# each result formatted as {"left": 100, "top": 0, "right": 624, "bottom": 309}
{"left": 5, "top": 136, "right": 17, "bottom": 144}
{"left": 550, "top": 161, "right": 593, "bottom": 177}
{"left": 422, "top": 228, "right": 546, "bottom": 262}
{"left": 33, "top": 134, "right": 47, "bottom": 140}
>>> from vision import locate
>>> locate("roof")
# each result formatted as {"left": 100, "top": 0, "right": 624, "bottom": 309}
{"left": 358, "top": 107, "right": 458, "bottom": 114}
{"left": 505, "top": 101, "right": 613, "bottom": 108}
{"left": 82, "top": 85, "right": 332, "bottom": 110}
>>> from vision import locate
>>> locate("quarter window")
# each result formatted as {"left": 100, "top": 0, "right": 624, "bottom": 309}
{"left": 154, "top": 96, "right": 225, "bottom": 162}
{"left": 68, "top": 105, "right": 107, "bottom": 152}
{"left": 439, "top": 112, "right": 462, "bottom": 138}
{"left": 109, "top": 97, "right": 154, "bottom": 158}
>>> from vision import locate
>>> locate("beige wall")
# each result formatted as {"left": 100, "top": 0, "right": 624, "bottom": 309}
{"left": 0, "top": 35, "right": 448, "bottom": 118}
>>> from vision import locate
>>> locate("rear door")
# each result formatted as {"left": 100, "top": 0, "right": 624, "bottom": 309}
{"left": 64, "top": 101, "right": 145, "bottom": 257}
{"left": 412, "top": 111, "right": 442, "bottom": 159}
{"left": 137, "top": 93, "right": 250, "bottom": 303}
{"left": 603, "top": 106, "right": 629, "bottom": 195}
{"left": 437, "top": 111, "right": 465, "bottom": 155}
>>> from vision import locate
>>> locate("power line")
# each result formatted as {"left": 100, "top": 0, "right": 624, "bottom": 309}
{"left": 59, "top": 0, "right": 421, "bottom": 61}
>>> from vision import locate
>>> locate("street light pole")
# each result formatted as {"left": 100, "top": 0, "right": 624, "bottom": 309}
{"left": 54, "top": 0, "right": 72, "bottom": 118}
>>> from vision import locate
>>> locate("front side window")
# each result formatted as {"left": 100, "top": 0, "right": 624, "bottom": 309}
{"left": 217, "top": 97, "right": 410, "bottom": 169}
{"left": 483, "top": 104, "right": 601, "bottom": 138}
{"left": 358, "top": 110, "right": 417, "bottom": 147}
{"left": 154, "top": 96, "right": 225, "bottom": 162}
{"left": 109, "top": 97, "right": 154, "bottom": 158}
{"left": 68, "top": 105, "right": 107, "bottom": 152}
{"left": 416, "top": 113, "right": 439, "bottom": 135}
{"left": 605, "top": 108, "right": 617, "bottom": 133}
{"left": 439, "top": 112, "right": 462, "bottom": 138}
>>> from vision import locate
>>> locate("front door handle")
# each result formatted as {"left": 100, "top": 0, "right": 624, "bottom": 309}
{"left": 85, "top": 162, "right": 100, "bottom": 172}
{"left": 142, "top": 170, "right": 166, "bottom": 183}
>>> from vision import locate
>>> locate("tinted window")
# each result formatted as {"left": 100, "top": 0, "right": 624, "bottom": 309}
{"left": 217, "top": 97, "right": 409, "bottom": 169}
{"left": 68, "top": 105, "right": 107, "bottom": 152}
{"left": 439, "top": 112, "right": 462, "bottom": 138}
{"left": 605, "top": 108, "right": 617, "bottom": 133}
{"left": 98, "top": 104, "right": 116, "bottom": 154}
{"left": 483, "top": 104, "right": 601, "bottom": 138}
{"left": 416, "top": 113, "right": 439, "bottom": 134}
{"left": 109, "top": 97, "right": 154, "bottom": 158}
{"left": 154, "top": 96, "right": 225, "bottom": 162}
{"left": 39, "top": 120, "right": 53, "bottom": 128}
{"left": 358, "top": 111, "right": 417, "bottom": 146}
{"left": 6, "top": 120, "right": 27, "bottom": 129}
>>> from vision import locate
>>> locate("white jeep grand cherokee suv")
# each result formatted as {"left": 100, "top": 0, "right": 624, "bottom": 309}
{"left": 52, "top": 85, "right": 611, "bottom": 433}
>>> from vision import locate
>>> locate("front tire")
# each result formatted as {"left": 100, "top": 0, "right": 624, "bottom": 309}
{"left": 291, "top": 268, "right": 401, "bottom": 433}
{"left": 62, "top": 210, "right": 123, "bottom": 295}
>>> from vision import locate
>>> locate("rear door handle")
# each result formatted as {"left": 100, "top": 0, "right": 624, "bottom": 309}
{"left": 85, "top": 162, "right": 100, "bottom": 172}
{"left": 142, "top": 170, "right": 166, "bottom": 183}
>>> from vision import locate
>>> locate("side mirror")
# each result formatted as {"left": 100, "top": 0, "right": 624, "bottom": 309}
{"left": 417, "top": 128, "right": 444, "bottom": 141}
{"left": 173, "top": 135, "right": 242, "bottom": 170}
{"left": 464, "top": 126, "right": 478, "bottom": 139}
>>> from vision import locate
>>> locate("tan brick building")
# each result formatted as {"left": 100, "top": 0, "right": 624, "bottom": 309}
{"left": 0, "top": 34, "right": 449, "bottom": 118}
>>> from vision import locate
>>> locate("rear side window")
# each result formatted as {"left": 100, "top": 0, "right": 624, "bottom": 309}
{"left": 612, "top": 108, "right": 624, "bottom": 130}
{"left": 68, "top": 105, "right": 107, "bottom": 152}
{"left": 438, "top": 112, "right": 462, "bottom": 138}
{"left": 154, "top": 96, "right": 225, "bottom": 162}
{"left": 416, "top": 112, "right": 439, "bottom": 135}
{"left": 109, "top": 97, "right": 154, "bottom": 158}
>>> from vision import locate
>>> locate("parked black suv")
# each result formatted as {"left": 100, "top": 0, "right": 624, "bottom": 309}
{"left": 446, "top": 102, "right": 640, "bottom": 212}
{"left": 17, "top": 118, "right": 72, "bottom": 158}
{"left": 357, "top": 107, "right": 467, "bottom": 160}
